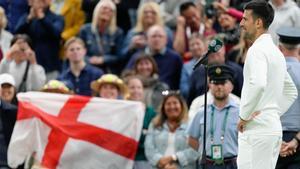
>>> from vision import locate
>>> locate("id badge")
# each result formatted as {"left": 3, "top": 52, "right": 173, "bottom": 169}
{"left": 211, "top": 144, "right": 223, "bottom": 160}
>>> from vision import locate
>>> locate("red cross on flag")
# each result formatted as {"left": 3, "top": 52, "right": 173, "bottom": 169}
{"left": 8, "top": 92, "right": 145, "bottom": 169}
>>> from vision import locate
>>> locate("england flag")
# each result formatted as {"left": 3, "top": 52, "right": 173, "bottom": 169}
{"left": 8, "top": 92, "right": 145, "bottom": 169}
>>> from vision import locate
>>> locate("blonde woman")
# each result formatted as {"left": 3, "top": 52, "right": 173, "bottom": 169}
{"left": 79, "top": 0, "right": 124, "bottom": 74}
{"left": 121, "top": 1, "right": 173, "bottom": 58}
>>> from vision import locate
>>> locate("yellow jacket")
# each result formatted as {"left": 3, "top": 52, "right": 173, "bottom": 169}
{"left": 51, "top": 0, "right": 85, "bottom": 41}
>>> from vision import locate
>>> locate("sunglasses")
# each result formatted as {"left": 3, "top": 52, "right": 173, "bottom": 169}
{"left": 161, "top": 90, "right": 180, "bottom": 96}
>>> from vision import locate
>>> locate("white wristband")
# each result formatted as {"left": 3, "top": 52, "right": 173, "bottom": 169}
{"left": 172, "top": 154, "right": 177, "bottom": 162}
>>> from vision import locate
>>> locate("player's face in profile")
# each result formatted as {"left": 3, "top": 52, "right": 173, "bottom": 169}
{"left": 240, "top": 10, "right": 257, "bottom": 41}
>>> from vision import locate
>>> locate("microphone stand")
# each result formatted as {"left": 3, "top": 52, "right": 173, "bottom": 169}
{"left": 193, "top": 57, "right": 209, "bottom": 169}
{"left": 201, "top": 63, "right": 208, "bottom": 169}
{"left": 193, "top": 38, "right": 222, "bottom": 169}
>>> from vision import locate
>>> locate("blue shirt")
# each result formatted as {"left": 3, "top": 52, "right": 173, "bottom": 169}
{"left": 145, "top": 122, "right": 199, "bottom": 169}
{"left": 121, "top": 27, "right": 174, "bottom": 58}
{"left": 281, "top": 57, "right": 300, "bottom": 131}
{"left": 79, "top": 23, "right": 124, "bottom": 74}
{"left": 187, "top": 99, "right": 239, "bottom": 158}
{"left": 58, "top": 64, "right": 103, "bottom": 96}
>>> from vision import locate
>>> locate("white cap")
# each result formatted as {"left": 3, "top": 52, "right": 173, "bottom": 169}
{"left": 0, "top": 73, "right": 16, "bottom": 87}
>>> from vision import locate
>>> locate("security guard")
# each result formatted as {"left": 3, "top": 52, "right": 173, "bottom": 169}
{"left": 187, "top": 64, "right": 239, "bottom": 169}
{"left": 276, "top": 27, "right": 300, "bottom": 169}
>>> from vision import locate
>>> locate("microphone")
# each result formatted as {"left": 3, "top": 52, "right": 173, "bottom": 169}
{"left": 193, "top": 38, "right": 223, "bottom": 70}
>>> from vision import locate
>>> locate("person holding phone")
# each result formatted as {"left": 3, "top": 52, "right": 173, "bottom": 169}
{"left": 0, "top": 34, "right": 46, "bottom": 92}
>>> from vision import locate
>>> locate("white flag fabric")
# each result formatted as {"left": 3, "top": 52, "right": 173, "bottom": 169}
{"left": 8, "top": 92, "right": 145, "bottom": 169}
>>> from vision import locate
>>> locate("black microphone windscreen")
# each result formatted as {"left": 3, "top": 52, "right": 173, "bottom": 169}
{"left": 193, "top": 38, "right": 223, "bottom": 70}
{"left": 208, "top": 38, "right": 223, "bottom": 53}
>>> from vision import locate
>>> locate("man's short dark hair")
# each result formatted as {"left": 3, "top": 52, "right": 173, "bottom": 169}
{"left": 180, "top": 2, "right": 196, "bottom": 14}
{"left": 244, "top": 0, "right": 274, "bottom": 29}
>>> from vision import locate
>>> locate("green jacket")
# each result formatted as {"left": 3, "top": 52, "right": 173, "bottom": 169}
{"left": 135, "top": 106, "right": 156, "bottom": 161}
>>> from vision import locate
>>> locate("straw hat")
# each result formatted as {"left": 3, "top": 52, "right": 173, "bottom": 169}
{"left": 90, "top": 74, "right": 127, "bottom": 96}
{"left": 41, "top": 80, "right": 73, "bottom": 94}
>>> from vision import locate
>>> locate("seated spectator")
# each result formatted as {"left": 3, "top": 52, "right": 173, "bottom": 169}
{"left": 15, "top": 0, "right": 64, "bottom": 80}
{"left": 125, "top": 53, "right": 169, "bottom": 113}
{"left": 0, "top": 73, "right": 17, "bottom": 105}
{"left": 139, "top": 0, "right": 190, "bottom": 30}
{"left": 216, "top": 12, "right": 240, "bottom": 52}
{"left": 58, "top": 37, "right": 103, "bottom": 96}
{"left": 0, "top": 76, "right": 18, "bottom": 169}
{"left": 0, "top": 7, "right": 13, "bottom": 60}
{"left": 91, "top": 74, "right": 127, "bottom": 99}
{"left": 213, "top": 2, "right": 243, "bottom": 53}
{"left": 173, "top": 2, "right": 208, "bottom": 61}
{"left": 124, "top": 76, "right": 156, "bottom": 169}
{"left": 121, "top": 1, "right": 174, "bottom": 59}
{"left": 188, "top": 43, "right": 243, "bottom": 105}
{"left": 0, "top": 34, "right": 46, "bottom": 92}
{"left": 180, "top": 33, "right": 207, "bottom": 100}
{"left": 79, "top": 0, "right": 124, "bottom": 75}
{"left": 41, "top": 79, "right": 74, "bottom": 94}
{"left": 145, "top": 91, "right": 199, "bottom": 169}
{"left": 126, "top": 25, "right": 182, "bottom": 90}
{"left": 212, "top": 1, "right": 243, "bottom": 21}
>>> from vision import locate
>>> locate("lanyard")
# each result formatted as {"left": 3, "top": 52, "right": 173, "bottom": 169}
{"left": 210, "top": 106, "right": 230, "bottom": 144}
